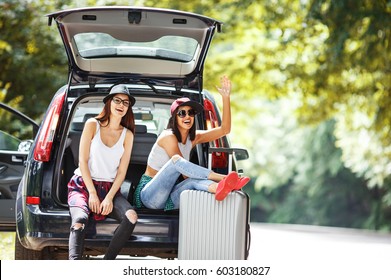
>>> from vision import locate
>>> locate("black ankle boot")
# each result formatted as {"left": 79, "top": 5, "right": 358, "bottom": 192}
{"left": 69, "top": 225, "right": 86, "bottom": 260}
{"left": 103, "top": 218, "right": 136, "bottom": 260}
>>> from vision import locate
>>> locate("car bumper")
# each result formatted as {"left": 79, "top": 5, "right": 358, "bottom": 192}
{"left": 16, "top": 200, "right": 179, "bottom": 255}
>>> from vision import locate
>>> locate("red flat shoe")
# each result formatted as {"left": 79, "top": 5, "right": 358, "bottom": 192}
{"left": 215, "top": 172, "right": 239, "bottom": 201}
{"left": 234, "top": 176, "right": 250, "bottom": 190}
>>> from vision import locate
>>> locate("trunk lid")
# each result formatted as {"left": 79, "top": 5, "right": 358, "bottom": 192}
{"left": 47, "top": 6, "right": 222, "bottom": 91}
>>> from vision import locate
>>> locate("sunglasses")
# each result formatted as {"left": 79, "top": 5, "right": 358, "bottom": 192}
{"left": 112, "top": 97, "right": 130, "bottom": 107}
{"left": 177, "top": 109, "right": 196, "bottom": 118}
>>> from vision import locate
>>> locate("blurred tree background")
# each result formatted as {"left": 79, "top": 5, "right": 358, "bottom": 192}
{"left": 1, "top": 0, "right": 390, "bottom": 230}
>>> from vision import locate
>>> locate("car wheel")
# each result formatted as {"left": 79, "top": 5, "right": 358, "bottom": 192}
{"left": 15, "top": 236, "right": 68, "bottom": 260}
{"left": 15, "top": 236, "right": 44, "bottom": 260}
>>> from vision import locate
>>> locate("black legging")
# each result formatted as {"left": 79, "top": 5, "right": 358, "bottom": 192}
{"left": 69, "top": 194, "right": 136, "bottom": 260}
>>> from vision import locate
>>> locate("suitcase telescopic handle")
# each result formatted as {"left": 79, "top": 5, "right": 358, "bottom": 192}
{"left": 208, "top": 147, "right": 249, "bottom": 171}
{"left": 208, "top": 147, "right": 234, "bottom": 171}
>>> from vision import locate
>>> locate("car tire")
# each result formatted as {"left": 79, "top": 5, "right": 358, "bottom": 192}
{"left": 15, "top": 236, "right": 44, "bottom": 260}
{"left": 15, "top": 236, "right": 69, "bottom": 260}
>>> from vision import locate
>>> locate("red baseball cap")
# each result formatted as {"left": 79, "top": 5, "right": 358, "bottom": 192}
{"left": 170, "top": 97, "right": 204, "bottom": 115}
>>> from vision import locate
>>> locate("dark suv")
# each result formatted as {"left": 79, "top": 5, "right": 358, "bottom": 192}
{"left": 14, "top": 6, "right": 249, "bottom": 259}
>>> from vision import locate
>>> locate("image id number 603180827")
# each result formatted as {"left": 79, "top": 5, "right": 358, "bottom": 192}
{"left": 216, "top": 266, "right": 271, "bottom": 276}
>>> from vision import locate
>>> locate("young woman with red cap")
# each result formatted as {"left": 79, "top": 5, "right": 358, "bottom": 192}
{"left": 134, "top": 76, "right": 249, "bottom": 211}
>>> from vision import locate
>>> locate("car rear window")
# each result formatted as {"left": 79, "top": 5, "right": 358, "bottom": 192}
{"left": 74, "top": 33, "right": 198, "bottom": 62}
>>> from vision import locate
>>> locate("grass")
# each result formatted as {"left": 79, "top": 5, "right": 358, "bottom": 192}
{"left": 0, "top": 232, "right": 15, "bottom": 260}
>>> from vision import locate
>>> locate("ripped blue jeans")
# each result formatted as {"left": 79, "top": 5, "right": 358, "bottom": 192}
{"left": 140, "top": 155, "right": 214, "bottom": 209}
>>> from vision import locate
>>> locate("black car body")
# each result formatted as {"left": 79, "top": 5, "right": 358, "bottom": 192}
{"left": 15, "top": 6, "right": 249, "bottom": 259}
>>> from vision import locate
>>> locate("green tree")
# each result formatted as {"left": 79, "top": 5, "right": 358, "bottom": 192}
{"left": 304, "top": 0, "right": 391, "bottom": 188}
{"left": 244, "top": 98, "right": 382, "bottom": 229}
{"left": 0, "top": 0, "right": 69, "bottom": 119}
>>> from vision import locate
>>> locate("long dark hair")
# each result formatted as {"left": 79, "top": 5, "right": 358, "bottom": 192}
{"left": 96, "top": 96, "right": 135, "bottom": 134}
{"left": 167, "top": 107, "right": 196, "bottom": 143}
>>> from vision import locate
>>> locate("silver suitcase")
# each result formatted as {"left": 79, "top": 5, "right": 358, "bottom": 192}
{"left": 178, "top": 147, "right": 251, "bottom": 260}
{"left": 178, "top": 189, "right": 250, "bottom": 260}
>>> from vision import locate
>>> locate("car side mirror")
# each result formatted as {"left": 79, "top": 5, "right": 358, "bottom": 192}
{"left": 233, "top": 148, "right": 249, "bottom": 161}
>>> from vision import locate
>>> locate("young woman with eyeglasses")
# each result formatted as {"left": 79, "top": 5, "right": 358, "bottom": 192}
{"left": 67, "top": 84, "right": 138, "bottom": 259}
{"left": 134, "top": 76, "right": 250, "bottom": 211}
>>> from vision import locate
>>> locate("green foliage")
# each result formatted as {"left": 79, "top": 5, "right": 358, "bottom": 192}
{"left": 244, "top": 99, "right": 380, "bottom": 229}
{"left": 305, "top": 0, "right": 391, "bottom": 188}
{"left": 0, "top": 0, "right": 70, "bottom": 120}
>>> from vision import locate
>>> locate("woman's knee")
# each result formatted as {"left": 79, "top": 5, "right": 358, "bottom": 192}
{"left": 71, "top": 222, "right": 85, "bottom": 231}
{"left": 70, "top": 208, "right": 88, "bottom": 228}
{"left": 71, "top": 216, "right": 88, "bottom": 230}
{"left": 125, "top": 209, "right": 138, "bottom": 224}
{"left": 171, "top": 154, "right": 182, "bottom": 163}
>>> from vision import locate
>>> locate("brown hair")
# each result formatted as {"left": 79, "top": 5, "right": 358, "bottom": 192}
{"left": 167, "top": 107, "right": 196, "bottom": 143}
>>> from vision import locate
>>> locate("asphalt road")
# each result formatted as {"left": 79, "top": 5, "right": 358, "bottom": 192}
{"left": 248, "top": 223, "right": 391, "bottom": 279}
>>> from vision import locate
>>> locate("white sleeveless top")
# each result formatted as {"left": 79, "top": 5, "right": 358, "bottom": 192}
{"left": 74, "top": 120, "right": 127, "bottom": 182}
{"left": 147, "top": 132, "right": 193, "bottom": 171}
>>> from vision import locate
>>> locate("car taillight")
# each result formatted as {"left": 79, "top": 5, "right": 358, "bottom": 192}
{"left": 33, "top": 92, "right": 65, "bottom": 162}
{"left": 203, "top": 99, "right": 227, "bottom": 169}
{"left": 26, "top": 196, "right": 40, "bottom": 205}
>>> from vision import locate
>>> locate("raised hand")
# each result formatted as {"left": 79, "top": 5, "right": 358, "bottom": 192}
{"left": 216, "top": 75, "right": 231, "bottom": 98}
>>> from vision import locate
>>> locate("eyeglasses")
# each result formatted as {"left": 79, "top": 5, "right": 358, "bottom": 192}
{"left": 177, "top": 109, "right": 196, "bottom": 118}
{"left": 112, "top": 97, "right": 130, "bottom": 107}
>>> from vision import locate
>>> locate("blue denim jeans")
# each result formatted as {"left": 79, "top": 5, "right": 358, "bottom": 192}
{"left": 140, "top": 156, "right": 214, "bottom": 209}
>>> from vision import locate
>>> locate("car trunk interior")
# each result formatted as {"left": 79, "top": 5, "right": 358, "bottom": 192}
{"left": 56, "top": 93, "right": 203, "bottom": 209}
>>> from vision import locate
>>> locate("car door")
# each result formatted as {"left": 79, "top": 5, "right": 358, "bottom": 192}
{"left": 0, "top": 102, "right": 38, "bottom": 230}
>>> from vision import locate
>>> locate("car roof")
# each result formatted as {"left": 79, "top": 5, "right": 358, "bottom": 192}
{"left": 47, "top": 6, "right": 222, "bottom": 91}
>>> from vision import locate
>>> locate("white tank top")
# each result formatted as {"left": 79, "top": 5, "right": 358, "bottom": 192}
{"left": 147, "top": 132, "right": 193, "bottom": 171}
{"left": 75, "top": 120, "right": 127, "bottom": 182}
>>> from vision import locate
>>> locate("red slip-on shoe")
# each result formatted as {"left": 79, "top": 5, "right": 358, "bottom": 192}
{"left": 215, "top": 172, "right": 239, "bottom": 201}
{"left": 234, "top": 176, "right": 250, "bottom": 190}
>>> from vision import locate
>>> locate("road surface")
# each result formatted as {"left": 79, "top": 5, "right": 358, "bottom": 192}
{"left": 248, "top": 223, "right": 391, "bottom": 279}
